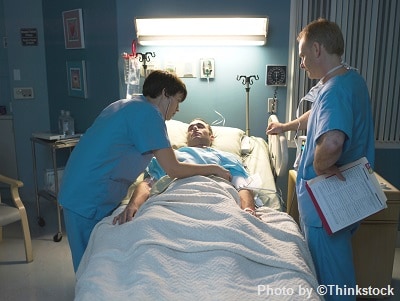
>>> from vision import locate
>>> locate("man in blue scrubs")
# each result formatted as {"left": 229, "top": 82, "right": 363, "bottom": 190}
{"left": 266, "top": 19, "right": 374, "bottom": 301}
{"left": 59, "top": 71, "right": 231, "bottom": 272}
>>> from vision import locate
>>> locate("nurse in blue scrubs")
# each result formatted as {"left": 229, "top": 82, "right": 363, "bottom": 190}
{"left": 58, "top": 70, "right": 231, "bottom": 272}
{"left": 267, "top": 19, "right": 374, "bottom": 301}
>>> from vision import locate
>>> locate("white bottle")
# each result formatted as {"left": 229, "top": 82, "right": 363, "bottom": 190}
{"left": 58, "top": 110, "right": 66, "bottom": 135}
{"left": 64, "top": 111, "right": 75, "bottom": 135}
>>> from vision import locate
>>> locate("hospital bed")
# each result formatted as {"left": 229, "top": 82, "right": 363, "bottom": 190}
{"left": 74, "top": 116, "right": 322, "bottom": 300}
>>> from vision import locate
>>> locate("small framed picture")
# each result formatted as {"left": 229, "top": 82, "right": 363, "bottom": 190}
{"left": 66, "top": 60, "right": 88, "bottom": 98}
{"left": 62, "top": 9, "right": 85, "bottom": 49}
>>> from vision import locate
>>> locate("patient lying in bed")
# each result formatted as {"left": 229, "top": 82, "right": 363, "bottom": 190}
{"left": 113, "top": 118, "right": 256, "bottom": 225}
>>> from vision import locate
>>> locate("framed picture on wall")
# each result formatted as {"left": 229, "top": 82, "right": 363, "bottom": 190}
{"left": 62, "top": 9, "right": 85, "bottom": 49}
{"left": 66, "top": 60, "right": 88, "bottom": 98}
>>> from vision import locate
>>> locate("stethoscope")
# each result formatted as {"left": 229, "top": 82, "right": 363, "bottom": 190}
{"left": 164, "top": 98, "right": 171, "bottom": 120}
{"left": 294, "top": 63, "right": 358, "bottom": 142}
{"left": 296, "top": 63, "right": 345, "bottom": 118}
{"left": 156, "top": 94, "right": 172, "bottom": 120}
{"left": 296, "top": 63, "right": 357, "bottom": 118}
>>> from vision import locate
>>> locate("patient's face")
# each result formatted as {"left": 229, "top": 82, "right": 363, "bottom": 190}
{"left": 187, "top": 120, "right": 214, "bottom": 147}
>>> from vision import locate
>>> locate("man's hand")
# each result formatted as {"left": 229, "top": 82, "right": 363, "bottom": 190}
{"left": 112, "top": 181, "right": 151, "bottom": 225}
{"left": 317, "top": 164, "right": 346, "bottom": 181}
{"left": 266, "top": 110, "right": 310, "bottom": 136}
{"left": 266, "top": 122, "right": 284, "bottom": 135}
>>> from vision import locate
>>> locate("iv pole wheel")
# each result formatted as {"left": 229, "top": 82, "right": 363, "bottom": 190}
{"left": 53, "top": 232, "right": 63, "bottom": 242}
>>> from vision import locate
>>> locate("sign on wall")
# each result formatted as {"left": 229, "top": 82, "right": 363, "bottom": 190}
{"left": 20, "top": 28, "right": 38, "bottom": 46}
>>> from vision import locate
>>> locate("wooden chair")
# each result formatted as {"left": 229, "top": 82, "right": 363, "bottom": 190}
{"left": 0, "top": 174, "right": 33, "bottom": 262}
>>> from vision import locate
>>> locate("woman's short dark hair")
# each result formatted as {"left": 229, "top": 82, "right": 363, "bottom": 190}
{"left": 142, "top": 70, "right": 187, "bottom": 101}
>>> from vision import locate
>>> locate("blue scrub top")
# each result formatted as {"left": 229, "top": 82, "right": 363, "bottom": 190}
{"left": 296, "top": 70, "right": 375, "bottom": 227}
{"left": 58, "top": 96, "right": 171, "bottom": 219}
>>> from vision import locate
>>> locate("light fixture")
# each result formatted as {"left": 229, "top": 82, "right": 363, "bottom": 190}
{"left": 134, "top": 17, "right": 268, "bottom": 46}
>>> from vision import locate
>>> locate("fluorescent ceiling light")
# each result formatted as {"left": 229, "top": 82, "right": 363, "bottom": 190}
{"left": 135, "top": 17, "right": 268, "bottom": 46}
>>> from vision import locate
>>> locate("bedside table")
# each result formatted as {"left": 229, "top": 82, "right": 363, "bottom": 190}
{"left": 286, "top": 170, "right": 400, "bottom": 296}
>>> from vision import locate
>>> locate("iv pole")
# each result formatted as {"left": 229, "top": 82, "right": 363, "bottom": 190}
{"left": 236, "top": 75, "right": 259, "bottom": 136}
{"left": 122, "top": 40, "right": 156, "bottom": 98}
{"left": 122, "top": 40, "right": 156, "bottom": 80}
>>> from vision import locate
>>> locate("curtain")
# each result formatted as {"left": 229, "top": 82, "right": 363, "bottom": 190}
{"left": 287, "top": 0, "right": 400, "bottom": 148}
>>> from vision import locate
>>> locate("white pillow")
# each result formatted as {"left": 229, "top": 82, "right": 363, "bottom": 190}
{"left": 165, "top": 119, "right": 245, "bottom": 157}
{"left": 165, "top": 120, "right": 188, "bottom": 149}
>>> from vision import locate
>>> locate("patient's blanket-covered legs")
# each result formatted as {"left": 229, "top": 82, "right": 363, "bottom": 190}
{"left": 76, "top": 176, "right": 321, "bottom": 300}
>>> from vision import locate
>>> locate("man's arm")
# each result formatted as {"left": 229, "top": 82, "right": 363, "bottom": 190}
{"left": 239, "top": 189, "right": 257, "bottom": 216}
{"left": 266, "top": 110, "right": 310, "bottom": 135}
{"left": 112, "top": 180, "right": 152, "bottom": 225}
{"left": 314, "top": 129, "right": 346, "bottom": 180}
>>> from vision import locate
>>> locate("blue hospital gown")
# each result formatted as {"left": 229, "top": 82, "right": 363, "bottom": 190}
{"left": 146, "top": 146, "right": 250, "bottom": 189}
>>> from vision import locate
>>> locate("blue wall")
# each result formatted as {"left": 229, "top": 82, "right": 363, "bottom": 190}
{"left": 43, "top": 0, "right": 120, "bottom": 132}
{"left": 116, "top": 0, "right": 291, "bottom": 137}
{"left": 0, "top": 0, "right": 9, "bottom": 105}
{"left": 2, "top": 0, "right": 51, "bottom": 197}
{"left": 42, "top": 0, "right": 291, "bottom": 138}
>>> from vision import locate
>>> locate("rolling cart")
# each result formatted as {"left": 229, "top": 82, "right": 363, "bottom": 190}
{"left": 30, "top": 135, "right": 80, "bottom": 242}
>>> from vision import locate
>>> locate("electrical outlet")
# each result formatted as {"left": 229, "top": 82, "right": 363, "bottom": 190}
{"left": 13, "top": 87, "right": 34, "bottom": 99}
{"left": 268, "top": 98, "right": 277, "bottom": 113}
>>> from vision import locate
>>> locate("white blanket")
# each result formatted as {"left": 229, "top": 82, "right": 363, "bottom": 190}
{"left": 76, "top": 176, "right": 321, "bottom": 300}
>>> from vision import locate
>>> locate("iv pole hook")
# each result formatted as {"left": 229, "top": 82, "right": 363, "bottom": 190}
{"left": 135, "top": 52, "right": 156, "bottom": 77}
{"left": 236, "top": 75, "right": 259, "bottom": 136}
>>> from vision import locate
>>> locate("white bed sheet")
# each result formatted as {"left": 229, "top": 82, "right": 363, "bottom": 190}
{"left": 242, "top": 136, "right": 282, "bottom": 210}
{"left": 76, "top": 176, "right": 321, "bottom": 301}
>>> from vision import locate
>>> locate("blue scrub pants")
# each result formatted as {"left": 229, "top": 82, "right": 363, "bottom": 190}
{"left": 302, "top": 223, "right": 358, "bottom": 301}
{"left": 63, "top": 208, "right": 101, "bottom": 272}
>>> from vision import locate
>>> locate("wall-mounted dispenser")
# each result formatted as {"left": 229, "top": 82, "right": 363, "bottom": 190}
{"left": 200, "top": 58, "right": 215, "bottom": 79}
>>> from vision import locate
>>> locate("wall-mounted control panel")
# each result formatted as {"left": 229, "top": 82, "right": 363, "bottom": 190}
{"left": 13, "top": 87, "right": 34, "bottom": 99}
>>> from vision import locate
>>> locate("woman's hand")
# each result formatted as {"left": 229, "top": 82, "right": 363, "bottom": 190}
{"left": 213, "top": 165, "right": 232, "bottom": 181}
{"left": 112, "top": 203, "right": 139, "bottom": 225}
